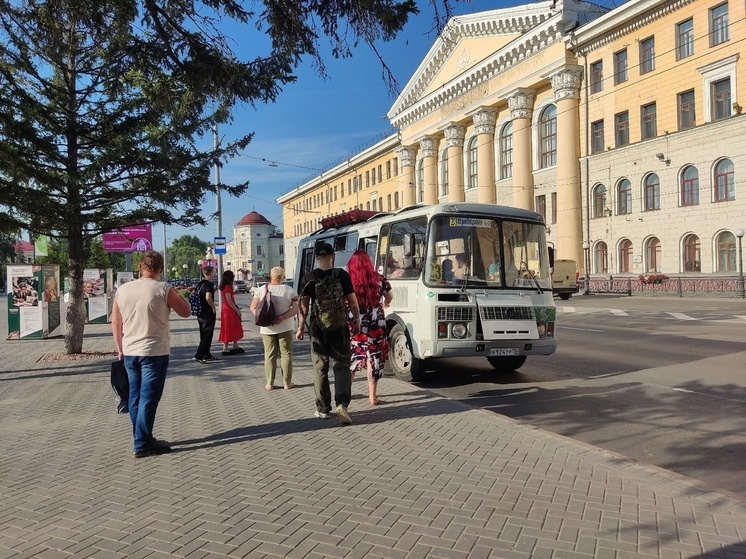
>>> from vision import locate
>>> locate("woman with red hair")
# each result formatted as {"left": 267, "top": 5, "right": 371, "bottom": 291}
{"left": 346, "top": 249, "right": 393, "bottom": 405}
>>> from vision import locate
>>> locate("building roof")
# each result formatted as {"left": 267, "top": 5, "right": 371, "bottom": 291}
{"left": 236, "top": 211, "right": 271, "bottom": 226}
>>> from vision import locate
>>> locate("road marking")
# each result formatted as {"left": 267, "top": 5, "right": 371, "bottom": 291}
{"left": 560, "top": 326, "right": 605, "bottom": 333}
{"left": 561, "top": 306, "right": 576, "bottom": 312}
{"left": 737, "top": 315, "right": 746, "bottom": 321}
{"left": 667, "top": 312, "right": 696, "bottom": 321}
{"left": 610, "top": 309, "right": 628, "bottom": 316}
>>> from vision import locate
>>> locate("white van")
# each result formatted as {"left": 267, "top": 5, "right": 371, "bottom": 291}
{"left": 552, "top": 259, "right": 579, "bottom": 300}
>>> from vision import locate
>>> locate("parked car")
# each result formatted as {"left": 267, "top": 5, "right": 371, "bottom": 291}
{"left": 233, "top": 280, "right": 248, "bottom": 293}
{"left": 250, "top": 276, "right": 270, "bottom": 296}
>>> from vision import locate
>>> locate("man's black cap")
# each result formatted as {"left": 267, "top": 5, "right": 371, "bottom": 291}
{"left": 315, "top": 242, "right": 334, "bottom": 257}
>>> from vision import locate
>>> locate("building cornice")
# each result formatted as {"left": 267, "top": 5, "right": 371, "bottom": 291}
{"left": 388, "top": 1, "right": 605, "bottom": 129}
{"left": 572, "top": 0, "right": 697, "bottom": 52}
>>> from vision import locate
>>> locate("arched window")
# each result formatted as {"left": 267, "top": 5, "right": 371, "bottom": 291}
{"left": 619, "top": 239, "right": 633, "bottom": 273}
{"left": 372, "top": 199, "right": 377, "bottom": 211}
{"left": 467, "top": 136, "right": 478, "bottom": 189}
{"left": 379, "top": 197, "right": 383, "bottom": 212}
{"left": 440, "top": 148, "right": 449, "bottom": 197}
{"left": 644, "top": 173, "right": 660, "bottom": 211}
{"left": 394, "top": 191, "right": 400, "bottom": 209}
{"left": 717, "top": 231, "right": 737, "bottom": 271}
{"left": 366, "top": 201, "right": 371, "bottom": 211}
{"left": 500, "top": 122, "right": 513, "bottom": 179}
{"left": 683, "top": 234, "right": 701, "bottom": 272}
{"left": 387, "top": 194, "right": 392, "bottom": 211}
{"left": 540, "top": 105, "right": 557, "bottom": 168}
{"left": 594, "top": 242, "right": 609, "bottom": 273}
{"left": 417, "top": 159, "right": 424, "bottom": 203}
{"left": 645, "top": 237, "right": 661, "bottom": 272}
{"left": 714, "top": 158, "right": 735, "bottom": 201}
{"left": 593, "top": 184, "right": 607, "bottom": 218}
{"left": 617, "top": 179, "right": 632, "bottom": 215}
{"left": 681, "top": 166, "right": 699, "bottom": 206}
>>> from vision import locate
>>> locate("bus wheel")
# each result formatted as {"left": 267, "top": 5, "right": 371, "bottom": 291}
{"left": 486, "top": 355, "right": 527, "bottom": 372}
{"left": 559, "top": 293, "right": 571, "bottom": 300}
{"left": 389, "top": 324, "right": 425, "bottom": 382}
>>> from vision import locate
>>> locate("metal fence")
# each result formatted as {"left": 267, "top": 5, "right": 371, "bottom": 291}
{"left": 577, "top": 276, "right": 743, "bottom": 298}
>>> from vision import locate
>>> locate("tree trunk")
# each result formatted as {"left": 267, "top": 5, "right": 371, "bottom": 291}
{"left": 64, "top": 226, "right": 86, "bottom": 354}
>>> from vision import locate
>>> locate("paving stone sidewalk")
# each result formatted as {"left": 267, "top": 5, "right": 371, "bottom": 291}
{"left": 1, "top": 313, "right": 745, "bottom": 559}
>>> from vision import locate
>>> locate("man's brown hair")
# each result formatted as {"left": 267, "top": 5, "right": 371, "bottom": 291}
{"left": 140, "top": 250, "right": 164, "bottom": 274}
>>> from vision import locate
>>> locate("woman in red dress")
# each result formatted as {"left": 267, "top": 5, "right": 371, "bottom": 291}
{"left": 347, "top": 250, "right": 393, "bottom": 405}
{"left": 218, "top": 270, "right": 244, "bottom": 355}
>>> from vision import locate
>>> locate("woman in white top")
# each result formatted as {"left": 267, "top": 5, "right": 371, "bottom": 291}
{"left": 250, "top": 266, "right": 299, "bottom": 390}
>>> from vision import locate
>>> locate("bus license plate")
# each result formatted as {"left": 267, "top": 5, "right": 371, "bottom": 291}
{"left": 489, "top": 348, "right": 519, "bottom": 356}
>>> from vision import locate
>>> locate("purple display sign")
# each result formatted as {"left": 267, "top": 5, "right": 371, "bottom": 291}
{"left": 102, "top": 224, "right": 153, "bottom": 253}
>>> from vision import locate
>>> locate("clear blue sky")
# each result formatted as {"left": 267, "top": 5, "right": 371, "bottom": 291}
{"left": 157, "top": 0, "right": 520, "bottom": 250}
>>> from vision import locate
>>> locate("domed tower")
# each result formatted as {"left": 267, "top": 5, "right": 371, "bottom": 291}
{"left": 226, "top": 211, "right": 284, "bottom": 280}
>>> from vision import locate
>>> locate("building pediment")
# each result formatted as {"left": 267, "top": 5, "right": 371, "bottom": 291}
{"left": 388, "top": 0, "right": 608, "bottom": 129}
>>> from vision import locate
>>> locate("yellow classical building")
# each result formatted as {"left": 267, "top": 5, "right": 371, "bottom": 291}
{"left": 278, "top": 0, "right": 745, "bottom": 280}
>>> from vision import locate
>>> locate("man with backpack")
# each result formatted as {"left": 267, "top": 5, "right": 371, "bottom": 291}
{"left": 297, "top": 242, "right": 361, "bottom": 424}
{"left": 193, "top": 266, "right": 218, "bottom": 364}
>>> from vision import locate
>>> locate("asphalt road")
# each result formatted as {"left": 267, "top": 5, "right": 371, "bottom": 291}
{"left": 408, "top": 295, "right": 746, "bottom": 500}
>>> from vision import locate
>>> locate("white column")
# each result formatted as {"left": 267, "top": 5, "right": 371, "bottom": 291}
{"left": 419, "top": 136, "right": 438, "bottom": 205}
{"left": 551, "top": 67, "right": 583, "bottom": 265}
{"left": 471, "top": 107, "right": 497, "bottom": 204}
{"left": 398, "top": 146, "right": 416, "bottom": 207}
{"left": 507, "top": 89, "right": 534, "bottom": 210}
{"left": 444, "top": 123, "right": 465, "bottom": 203}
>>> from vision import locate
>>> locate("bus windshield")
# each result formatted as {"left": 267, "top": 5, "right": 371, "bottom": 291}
{"left": 424, "top": 215, "right": 551, "bottom": 290}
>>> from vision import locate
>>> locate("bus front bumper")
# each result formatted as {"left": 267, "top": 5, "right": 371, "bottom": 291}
{"left": 431, "top": 338, "right": 557, "bottom": 359}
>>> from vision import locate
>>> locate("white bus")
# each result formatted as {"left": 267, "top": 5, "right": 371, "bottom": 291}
{"left": 294, "top": 203, "right": 557, "bottom": 381}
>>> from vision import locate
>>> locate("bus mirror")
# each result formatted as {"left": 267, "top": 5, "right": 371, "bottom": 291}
{"left": 403, "top": 234, "right": 414, "bottom": 257}
{"left": 548, "top": 246, "right": 555, "bottom": 268}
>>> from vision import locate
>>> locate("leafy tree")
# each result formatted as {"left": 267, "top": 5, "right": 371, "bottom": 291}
{"left": 0, "top": 0, "right": 453, "bottom": 353}
{"left": 168, "top": 235, "right": 208, "bottom": 279}
{"left": 86, "top": 238, "right": 111, "bottom": 270}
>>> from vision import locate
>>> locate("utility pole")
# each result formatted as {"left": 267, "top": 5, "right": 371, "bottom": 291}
{"left": 214, "top": 123, "right": 223, "bottom": 304}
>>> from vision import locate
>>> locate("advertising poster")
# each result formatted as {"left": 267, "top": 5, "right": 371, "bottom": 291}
{"left": 41, "top": 265, "right": 62, "bottom": 337}
{"left": 83, "top": 268, "right": 111, "bottom": 323}
{"left": 102, "top": 224, "right": 153, "bottom": 252}
{"left": 6, "top": 264, "right": 43, "bottom": 339}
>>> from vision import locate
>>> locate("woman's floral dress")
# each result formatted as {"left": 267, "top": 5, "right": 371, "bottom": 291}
{"left": 349, "top": 274, "right": 391, "bottom": 381}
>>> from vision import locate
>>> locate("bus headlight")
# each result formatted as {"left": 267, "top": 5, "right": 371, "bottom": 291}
{"left": 451, "top": 323, "right": 468, "bottom": 339}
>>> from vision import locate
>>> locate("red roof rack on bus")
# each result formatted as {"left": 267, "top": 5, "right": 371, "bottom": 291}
{"left": 319, "top": 209, "right": 379, "bottom": 229}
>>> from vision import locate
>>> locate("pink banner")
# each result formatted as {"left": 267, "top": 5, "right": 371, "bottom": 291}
{"left": 102, "top": 224, "right": 153, "bottom": 252}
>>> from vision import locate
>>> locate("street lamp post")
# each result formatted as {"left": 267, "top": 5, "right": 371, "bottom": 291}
{"left": 182, "top": 263, "right": 188, "bottom": 280}
{"left": 171, "top": 266, "right": 177, "bottom": 279}
{"left": 582, "top": 241, "right": 590, "bottom": 295}
{"left": 735, "top": 228, "right": 745, "bottom": 299}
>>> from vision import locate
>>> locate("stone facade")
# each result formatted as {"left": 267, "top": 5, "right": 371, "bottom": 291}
{"left": 277, "top": 0, "right": 746, "bottom": 280}
{"left": 224, "top": 211, "right": 285, "bottom": 280}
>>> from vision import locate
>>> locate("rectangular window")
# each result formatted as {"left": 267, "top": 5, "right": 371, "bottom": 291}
{"left": 590, "top": 61, "right": 603, "bottom": 94}
{"left": 640, "top": 37, "right": 655, "bottom": 74}
{"left": 500, "top": 129, "right": 513, "bottom": 179}
{"left": 676, "top": 18, "right": 694, "bottom": 59}
{"left": 535, "top": 195, "right": 546, "bottom": 221}
{"left": 386, "top": 161, "right": 391, "bottom": 179}
{"left": 614, "top": 49, "right": 628, "bottom": 84}
{"left": 712, "top": 78, "right": 731, "bottom": 121}
{"left": 591, "top": 120, "right": 604, "bottom": 154}
{"left": 377, "top": 165, "right": 382, "bottom": 183}
{"left": 371, "top": 168, "right": 376, "bottom": 185}
{"left": 710, "top": 3, "right": 729, "bottom": 46}
{"left": 641, "top": 103, "right": 657, "bottom": 140}
{"left": 615, "top": 111, "right": 629, "bottom": 147}
{"left": 393, "top": 157, "right": 398, "bottom": 176}
{"left": 257, "top": 245, "right": 263, "bottom": 255}
{"left": 366, "top": 171, "right": 370, "bottom": 188}
{"left": 551, "top": 192, "right": 557, "bottom": 224}
{"left": 678, "top": 90, "right": 696, "bottom": 129}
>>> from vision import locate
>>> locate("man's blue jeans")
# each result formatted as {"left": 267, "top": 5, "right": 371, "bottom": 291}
{"left": 124, "top": 355, "right": 170, "bottom": 452}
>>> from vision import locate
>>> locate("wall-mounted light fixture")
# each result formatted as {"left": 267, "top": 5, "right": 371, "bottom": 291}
{"left": 656, "top": 153, "right": 665, "bottom": 161}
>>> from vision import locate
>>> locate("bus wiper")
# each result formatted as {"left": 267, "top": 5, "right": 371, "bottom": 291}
{"left": 531, "top": 274, "right": 543, "bottom": 294}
